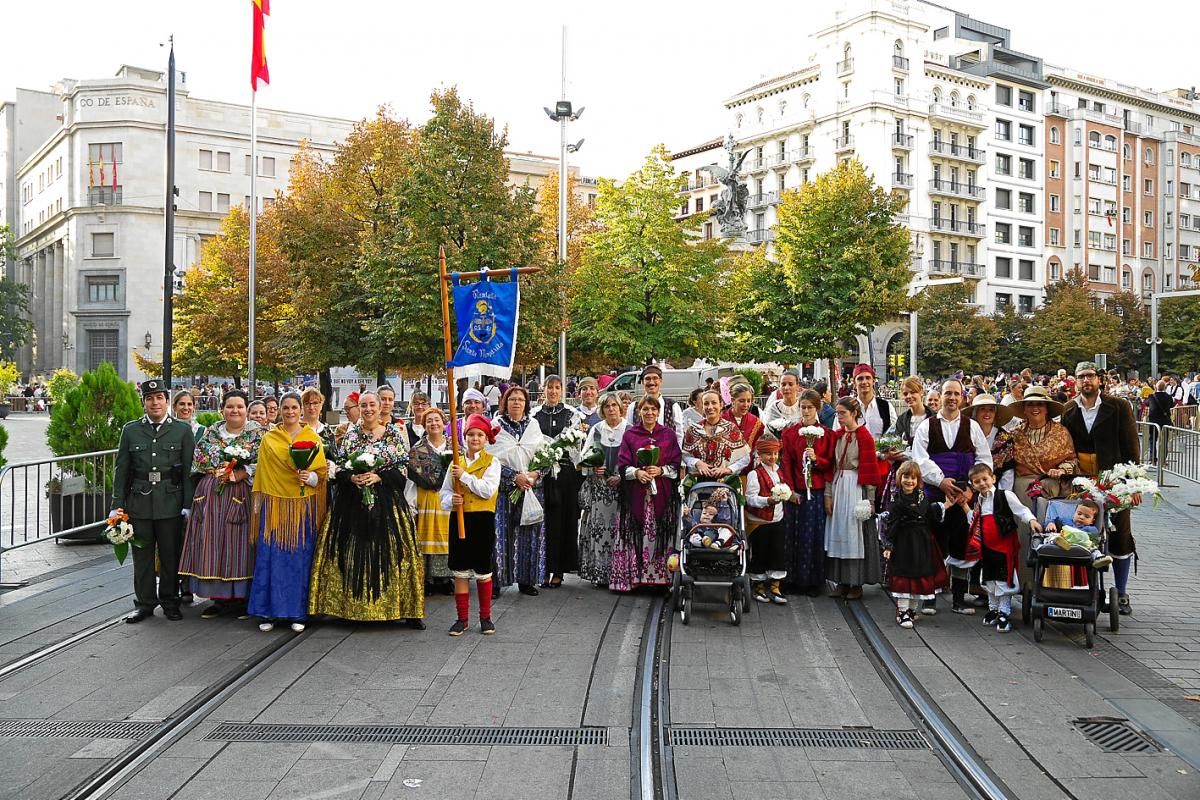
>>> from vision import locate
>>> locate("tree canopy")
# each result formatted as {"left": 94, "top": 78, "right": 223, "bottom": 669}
{"left": 568, "top": 145, "right": 731, "bottom": 366}
{"left": 774, "top": 160, "right": 912, "bottom": 361}
{"left": 914, "top": 282, "right": 997, "bottom": 377}
{"left": 1024, "top": 268, "right": 1119, "bottom": 373}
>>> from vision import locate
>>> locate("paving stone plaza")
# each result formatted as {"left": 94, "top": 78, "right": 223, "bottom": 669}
{"left": 1, "top": 414, "right": 1199, "bottom": 799}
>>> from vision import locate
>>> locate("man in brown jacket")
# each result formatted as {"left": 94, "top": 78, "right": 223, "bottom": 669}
{"left": 1060, "top": 361, "right": 1141, "bottom": 615}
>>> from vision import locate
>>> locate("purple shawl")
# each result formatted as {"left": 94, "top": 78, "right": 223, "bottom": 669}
{"left": 618, "top": 422, "right": 682, "bottom": 531}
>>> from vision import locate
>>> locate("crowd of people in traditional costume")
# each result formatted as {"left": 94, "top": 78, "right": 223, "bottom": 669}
{"left": 111, "top": 356, "right": 1150, "bottom": 637}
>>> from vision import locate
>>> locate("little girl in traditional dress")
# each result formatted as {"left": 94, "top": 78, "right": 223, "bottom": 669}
{"left": 881, "top": 460, "right": 950, "bottom": 628}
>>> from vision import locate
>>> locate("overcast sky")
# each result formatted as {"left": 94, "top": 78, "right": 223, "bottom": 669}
{"left": 2, "top": 1, "right": 1195, "bottom": 179}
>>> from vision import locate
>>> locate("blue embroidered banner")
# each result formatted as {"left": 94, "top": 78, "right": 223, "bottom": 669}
{"left": 447, "top": 270, "right": 519, "bottom": 380}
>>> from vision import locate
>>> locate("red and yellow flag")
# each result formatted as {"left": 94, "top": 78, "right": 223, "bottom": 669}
{"left": 251, "top": 0, "right": 270, "bottom": 91}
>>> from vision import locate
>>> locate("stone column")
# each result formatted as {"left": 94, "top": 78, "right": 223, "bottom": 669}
{"left": 33, "top": 249, "right": 47, "bottom": 373}
{"left": 52, "top": 242, "right": 65, "bottom": 369}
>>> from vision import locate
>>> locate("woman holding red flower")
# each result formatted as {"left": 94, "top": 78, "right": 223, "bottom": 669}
{"left": 247, "top": 392, "right": 328, "bottom": 632}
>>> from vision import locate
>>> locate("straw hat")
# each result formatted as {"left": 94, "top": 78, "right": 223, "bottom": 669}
{"left": 1008, "top": 385, "right": 1064, "bottom": 419}
{"left": 962, "top": 393, "right": 1014, "bottom": 427}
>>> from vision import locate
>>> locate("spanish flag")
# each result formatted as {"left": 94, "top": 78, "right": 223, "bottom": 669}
{"left": 251, "top": 0, "right": 270, "bottom": 91}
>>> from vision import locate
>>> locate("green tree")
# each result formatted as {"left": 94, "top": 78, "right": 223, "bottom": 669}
{"left": 0, "top": 423, "right": 8, "bottom": 470}
{"left": 568, "top": 145, "right": 731, "bottom": 365}
{"left": 522, "top": 171, "right": 596, "bottom": 369}
{"left": 990, "top": 304, "right": 1033, "bottom": 374}
{"left": 727, "top": 246, "right": 812, "bottom": 363}
{"left": 46, "top": 362, "right": 142, "bottom": 491}
{"left": 1157, "top": 295, "right": 1200, "bottom": 376}
{"left": 46, "top": 368, "right": 80, "bottom": 405}
{"left": 277, "top": 112, "right": 417, "bottom": 384}
{"left": 1024, "top": 268, "right": 1119, "bottom": 373}
{"left": 0, "top": 224, "right": 33, "bottom": 360}
{"left": 172, "top": 207, "right": 295, "bottom": 381}
{"left": 774, "top": 160, "right": 912, "bottom": 364}
{"left": 914, "top": 283, "right": 997, "bottom": 377}
{"left": 1106, "top": 290, "right": 1150, "bottom": 377}
{"left": 364, "top": 88, "right": 540, "bottom": 373}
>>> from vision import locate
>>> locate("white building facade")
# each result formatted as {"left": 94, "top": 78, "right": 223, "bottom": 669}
{"left": 672, "top": 0, "right": 1200, "bottom": 377}
{"left": 1, "top": 65, "right": 355, "bottom": 382}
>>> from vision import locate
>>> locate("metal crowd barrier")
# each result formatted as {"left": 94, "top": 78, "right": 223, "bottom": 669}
{"left": 0, "top": 450, "right": 118, "bottom": 587}
{"left": 1170, "top": 404, "right": 1199, "bottom": 431}
{"left": 1161, "top": 425, "right": 1200, "bottom": 485}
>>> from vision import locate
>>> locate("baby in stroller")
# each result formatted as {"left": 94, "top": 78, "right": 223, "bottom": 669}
{"left": 1043, "top": 498, "right": 1111, "bottom": 569}
{"left": 684, "top": 488, "right": 742, "bottom": 551}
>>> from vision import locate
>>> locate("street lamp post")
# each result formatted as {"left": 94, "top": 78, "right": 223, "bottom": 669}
{"left": 907, "top": 276, "right": 963, "bottom": 375}
{"left": 544, "top": 26, "right": 583, "bottom": 383}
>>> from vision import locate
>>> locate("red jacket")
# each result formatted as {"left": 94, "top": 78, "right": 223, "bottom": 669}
{"left": 781, "top": 423, "right": 834, "bottom": 491}
{"left": 826, "top": 425, "right": 881, "bottom": 487}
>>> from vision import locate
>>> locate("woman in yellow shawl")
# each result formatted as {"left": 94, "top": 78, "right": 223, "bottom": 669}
{"left": 247, "top": 392, "right": 328, "bottom": 632}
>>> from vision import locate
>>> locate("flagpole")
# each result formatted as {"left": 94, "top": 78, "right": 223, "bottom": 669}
{"left": 438, "top": 245, "right": 468, "bottom": 540}
{"left": 162, "top": 38, "right": 176, "bottom": 385}
{"left": 248, "top": 87, "right": 258, "bottom": 399}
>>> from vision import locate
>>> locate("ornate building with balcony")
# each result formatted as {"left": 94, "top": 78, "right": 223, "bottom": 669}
{"left": 670, "top": 0, "right": 1200, "bottom": 376}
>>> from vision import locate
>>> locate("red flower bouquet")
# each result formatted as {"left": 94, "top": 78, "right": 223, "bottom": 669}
{"left": 289, "top": 440, "right": 320, "bottom": 495}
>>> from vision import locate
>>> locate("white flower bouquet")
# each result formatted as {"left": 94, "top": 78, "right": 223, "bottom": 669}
{"left": 104, "top": 510, "right": 141, "bottom": 564}
{"left": 875, "top": 434, "right": 905, "bottom": 455}
{"left": 215, "top": 443, "right": 255, "bottom": 495}
{"left": 1073, "top": 462, "right": 1162, "bottom": 512}
{"left": 798, "top": 425, "right": 825, "bottom": 500}
{"left": 853, "top": 498, "right": 874, "bottom": 522}
{"left": 769, "top": 483, "right": 793, "bottom": 503}
{"left": 344, "top": 450, "right": 380, "bottom": 509}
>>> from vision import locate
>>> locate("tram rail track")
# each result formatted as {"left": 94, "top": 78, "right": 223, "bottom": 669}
{"left": 59, "top": 625, "right": 312, "bottom": 800}
{"left": 632, "top": 589, "right": 1029, "bottom": 800}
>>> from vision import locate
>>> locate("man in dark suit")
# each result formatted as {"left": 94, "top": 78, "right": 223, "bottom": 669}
{"left": 111, "top": 379, "right": 196, "bottom": 623}
{"left": 1060, "top": 361, "right": 1140, "bottom": 615}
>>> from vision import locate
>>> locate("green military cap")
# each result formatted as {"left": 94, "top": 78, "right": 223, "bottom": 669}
{"left": 139, "top": 378, "right": 169, "bottom": 398}
{"left": 1074, "top": 361, "right": 1100, "bottom": 377}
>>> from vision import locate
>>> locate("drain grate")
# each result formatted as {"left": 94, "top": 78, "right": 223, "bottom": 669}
{"left": 667, "top": 726, "right": 927, "bottom": 750}
{"left": 1073, "top": 718, "right": 1160, "bottom": 753}
{"left": 207, "top": 723, "right": 608, "bottom": 746}
{"left": 0, "top": 719, "right": 160, "bottom": 739}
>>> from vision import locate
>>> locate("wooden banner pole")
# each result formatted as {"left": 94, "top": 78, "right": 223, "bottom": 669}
{"left": 438, "top": 245, "right": 468, "bottom": 540}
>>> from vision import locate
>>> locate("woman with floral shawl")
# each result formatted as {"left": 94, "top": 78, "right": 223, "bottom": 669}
{"left": 721, "top": 383, "right": 764, "bottom": 472}
{"left": 309, "top": 391, "right": 424, "bottom": 626}
{"left": 180, "top": 390, "right": 262, "bottom": 617}
{"left": 681, "top": 390, "right": 751, "bottom": 491}
{"left": 614, "top": 396, "right": 682, "bottom": 592}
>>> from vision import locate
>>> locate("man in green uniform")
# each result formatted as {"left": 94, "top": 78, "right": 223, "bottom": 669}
{"left": 111, "top": 379, "right": 195, "bottom": 623}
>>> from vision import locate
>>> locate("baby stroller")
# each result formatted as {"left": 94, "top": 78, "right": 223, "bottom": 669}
{"left": 1023, "top": 498, "right": 1118, "bottom": 649}
{"left": 671, "top": 481, "right": 751, "bottom": 626}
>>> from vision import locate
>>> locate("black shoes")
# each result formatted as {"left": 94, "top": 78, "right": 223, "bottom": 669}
{"left": 1118, "top": 594, "right": 1132, "bottom": 615}
{"left": 518, "top": 584, "right": 539, "bottom": 596}
{"left": 406, "top": 618, "right": 427, "bottom": 630}
{"left": 125, "top": 609, "right": 153, "bottom": 624}
{"left": 164, "top": 608, "right": 183, "bottom": 621}
{"left": 480, "top": 618, "right": 496, "bottom": 635}
{"left": 449, "top": 619, "right": 468, "bottom": 637}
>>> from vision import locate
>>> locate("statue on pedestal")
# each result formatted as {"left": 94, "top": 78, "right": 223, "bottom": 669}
{"left": 701, "top": 134, "right": 750, "bottom": 240}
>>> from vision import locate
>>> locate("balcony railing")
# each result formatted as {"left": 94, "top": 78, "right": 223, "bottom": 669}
{"left": 928, "top": 179, "right": 986, "bottom": 200}
{"left": 892, "top": 132, "right": 914, "bottom": 149}
{"left": 892, "top": 173, "right": 914, "bottom": 188}
{"left": 791, "top": 146, "right": 813, "bottom": 162}
{"left": 929, "top": 140, "right": 986, "bottom": 163}
{"left": 834, "top": 135, "right": 854, "bottom": 151}
{"left": 838, "top": 58, "right": 854, "bottom": 75}
{"left": 928, "top": 260, "right": 985, "bottom": 277}
{"left": 928, "top": 102, "right": 985, "bottom": 127}
{"left": 930, "top": 218, "right": 986, "bottom": 237}
{"left": 747, "top": 228, "right": 776, "bottom": 244}
{"left": 748, "top": 191, "right": 780, "bottom": 208}
{"left": 892, "top": 55, "right": 909, "bottom": 70}
{"left": 1045, "top": 102, "right": 1069, "bottom": 117}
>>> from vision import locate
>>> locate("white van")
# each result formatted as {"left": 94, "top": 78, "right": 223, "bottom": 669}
{"left": 608, "top": 367, "right": 721, "bottom": 400}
